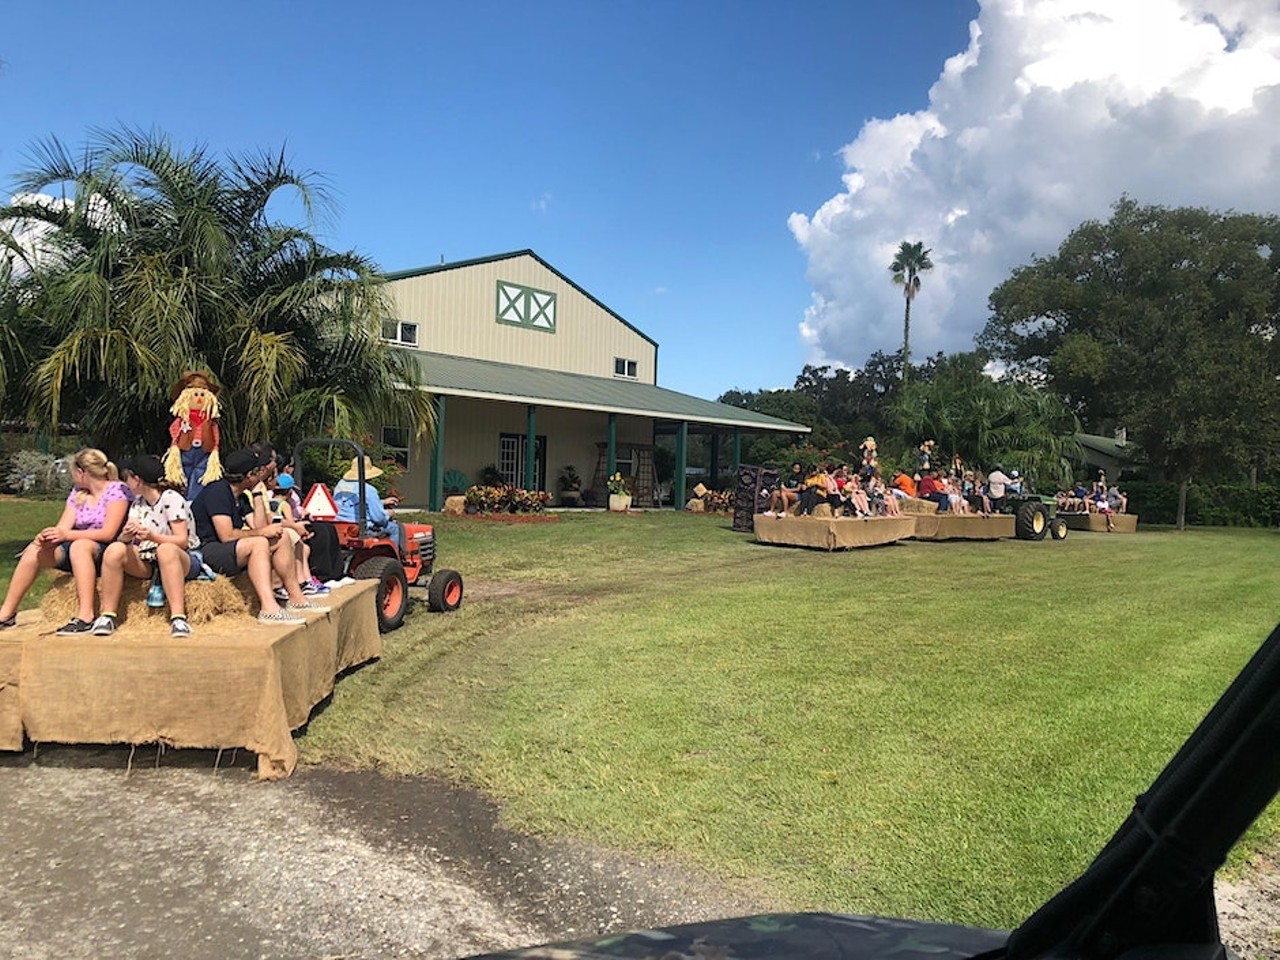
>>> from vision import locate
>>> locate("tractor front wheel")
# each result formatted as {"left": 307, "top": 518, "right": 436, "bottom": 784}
{"left": 1015, "top": 502, "right": 1048, "bottom": 541}
{"left": 1050, "top": 517, "right": 1069, "bottom": 540}
{"left": 354, "top": 556, "right": 409, "bottom": 632}
{"left": 427, "top": 568, "right": 464, "bottom": 612}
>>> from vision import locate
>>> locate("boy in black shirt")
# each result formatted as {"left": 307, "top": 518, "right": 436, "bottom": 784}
{"left": 190, "top": 448, "right": 329, "bottom": 626}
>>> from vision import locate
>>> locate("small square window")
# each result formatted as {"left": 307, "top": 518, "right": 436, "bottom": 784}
{"left": 381, "top": 320, "right": 419, "bottom": 346}
{"left": 614, "top": 357, "right": 638, "bottom": 379}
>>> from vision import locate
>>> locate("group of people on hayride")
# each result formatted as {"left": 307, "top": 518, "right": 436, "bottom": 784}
{"left": 761, "top": 439, "right": 1012, "bottom": 520}
{"left": 759, "top": 439, "right": 1126, "bottom": 523}
{"left": 0, "top": 372, "right": 400, "bottom": 639}
{"left": 1054, "top": 472, "right": 1129, "bottom": 531}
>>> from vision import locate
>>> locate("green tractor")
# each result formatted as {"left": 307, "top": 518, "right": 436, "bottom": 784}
{"left": 1005, "top": 491, "right": 1069, "bottom": 541}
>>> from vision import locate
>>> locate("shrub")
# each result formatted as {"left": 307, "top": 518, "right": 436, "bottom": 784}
{"left": 4, "top": 450, "right": 66, "bottom": 496}
{"left": 1124, "top": 480, "right": 1280, "bottom": 526}
{"left": 464, "top": 485, "right": 550, "bottom": 514}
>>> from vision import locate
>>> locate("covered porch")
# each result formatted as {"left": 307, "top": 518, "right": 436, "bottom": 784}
{"left": 394, "top": 352, "right": 809, "bottom": 510}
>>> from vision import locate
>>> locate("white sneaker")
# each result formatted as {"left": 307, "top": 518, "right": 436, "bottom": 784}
{"left": 762, "top": 510, "right": 775, "bottom": 517}
{"left": 287, "top": 600, "right": 331, "bottom": 614}
{"left": 257, "top": 609, "right": 306, "bottom": 626}
{"left": 90, "top": 615, "right": 117, "bottom": 637}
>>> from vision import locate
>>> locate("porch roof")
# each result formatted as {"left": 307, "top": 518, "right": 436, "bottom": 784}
{"left": 400, "top": 351, "right": 810, "bottom": 434}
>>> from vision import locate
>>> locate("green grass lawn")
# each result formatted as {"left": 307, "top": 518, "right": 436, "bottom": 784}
{"left": 0, "top": 498, "right": 65, "bottom": 612}
{"left": 3, "top": 501, "right": 1277, "bottom": 928}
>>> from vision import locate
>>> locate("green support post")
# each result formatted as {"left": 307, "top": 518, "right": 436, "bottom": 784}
{"left": 675, "top": 421, "right": 688, "bottom": 510}
{"left": 525, "top": 405, "right": 537, "bottom": 492}
{"left": 607, "top": 413, "right": 617, "bottom": 478}
{"left": 709, "top": 433, "right": 720, "bottom": 489}
{"left": 733, "top": 428, "right": 741, "bottom": 476}
{"left": 429, "top": 395, "right": 446, "bottom": 511}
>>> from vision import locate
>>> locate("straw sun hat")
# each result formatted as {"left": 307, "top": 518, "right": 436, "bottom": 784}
{"left": 342, "top": 457, "right": 383, "bottom": 481}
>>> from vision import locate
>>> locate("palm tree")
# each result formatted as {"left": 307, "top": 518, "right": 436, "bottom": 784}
{"left": 0, "top": 127, "right": 433, "bottom": 454}
{"left": 888, "top": 352, "right": 1081, "bottom": 488}
{"left": 889, "top": 240, "right": 933, "bottom": 383}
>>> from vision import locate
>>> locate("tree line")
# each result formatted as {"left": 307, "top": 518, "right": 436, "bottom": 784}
{"left": 721, "top": 198, "right": 1280, "bottom": 528}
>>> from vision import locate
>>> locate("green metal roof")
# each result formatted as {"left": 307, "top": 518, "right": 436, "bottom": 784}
{"left": 1075, "top": 433, "right": 1136, "bottom": 459}
{"left": 401, "top": 351, "right": 811, "bottom": 434}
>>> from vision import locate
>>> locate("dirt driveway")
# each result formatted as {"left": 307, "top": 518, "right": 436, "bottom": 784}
{"left": 0, "top": 746, "right": 766, "bottom": 959}
{"left": 2, "top": 746, "right": 1276, "bottom": 959}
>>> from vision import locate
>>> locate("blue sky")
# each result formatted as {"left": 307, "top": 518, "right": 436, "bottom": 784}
{"left": 0, "top": 1, "right": 977, "bottom": 398}
{"left": 5, "top": 2, "right": 1279, "bottom": 402}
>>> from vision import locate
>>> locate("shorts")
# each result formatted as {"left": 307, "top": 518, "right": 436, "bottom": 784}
{"left": 201, "top": 540, "right": 244, "bottom": 576}
{"left": 53, "top": 540, "right": 107, "bottom": 572}
{"left": 138, "top": 545, "right": 206, "bottom": 580}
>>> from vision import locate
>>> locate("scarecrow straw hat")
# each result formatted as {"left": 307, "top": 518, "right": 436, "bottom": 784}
{"left": 343, "top": 457, "right": 383, "bottom": 481}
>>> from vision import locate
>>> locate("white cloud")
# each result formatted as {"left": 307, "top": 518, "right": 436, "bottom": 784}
{"left": 530, "top": 191, "right": 552, "bottom": 213}
{"left": 790, "top": 0, "right": 1280, "bottom": 370}
{"left": 3, "top": 192, "right": 75, "bottom": 274}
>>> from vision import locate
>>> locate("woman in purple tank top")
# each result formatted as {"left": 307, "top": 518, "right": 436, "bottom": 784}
{"left": 0, "top": 448, "right": 132, "bottom": 635}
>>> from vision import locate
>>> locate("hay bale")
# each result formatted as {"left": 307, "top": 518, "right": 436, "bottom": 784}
{"left": 40, "top": 572, "right": 259, "bottom": 637}
{"left": 444, "top": 495, "right": 467, "bottom": 516}
{"left": 811, "top": 503, "right": 834, "bottom": 518}
{"left": 898, "top": 497, "right": 939, "bottom": 515}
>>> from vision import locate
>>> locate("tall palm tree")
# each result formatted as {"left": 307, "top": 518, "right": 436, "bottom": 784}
{"left": 889, "top": 240, "right": 933, "bottom": 383}
{"left": 0, "top": 127, "right": 433, "bottom": 453}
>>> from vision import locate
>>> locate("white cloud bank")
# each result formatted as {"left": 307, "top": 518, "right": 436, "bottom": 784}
{"left": 789, "top": 0, "right": 1280, "bottom": 370}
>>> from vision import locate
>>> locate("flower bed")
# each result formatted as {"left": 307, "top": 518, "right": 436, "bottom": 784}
{"left": 463, "top": 484, "right": 552, "bottom": 514}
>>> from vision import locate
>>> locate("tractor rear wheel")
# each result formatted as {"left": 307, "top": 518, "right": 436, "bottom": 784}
{"left": 354, "top": 555, "right": 409, "bottom": 632}
{"left": 1050, "top": 517, "right": 1069, "bottom": 540}
{"left": 1015, "top": 502, "right": 1048, "bottom": 541}
{"left": 427, "top": 568, "right": 464, "bottom": 612}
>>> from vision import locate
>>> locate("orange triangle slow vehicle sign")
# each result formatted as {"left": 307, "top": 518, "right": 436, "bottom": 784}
{"left": 302, "top": 482, "right": 339, "bottom": 520}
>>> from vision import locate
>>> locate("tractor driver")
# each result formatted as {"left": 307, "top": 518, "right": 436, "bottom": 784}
{"left": 334, "top": 457, "right": 404, "bottom": 552}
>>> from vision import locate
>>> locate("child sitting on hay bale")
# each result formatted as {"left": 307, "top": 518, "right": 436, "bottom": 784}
{"left": 92, "top": 454, "right": 209, "bottom": 639}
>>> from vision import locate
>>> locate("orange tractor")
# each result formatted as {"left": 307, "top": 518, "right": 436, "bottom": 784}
{"left": 293, "top": 440, "right": 462, "bottom": 632}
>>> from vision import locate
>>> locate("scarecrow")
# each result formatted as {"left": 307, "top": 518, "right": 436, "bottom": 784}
{"left": 917, "top": 439, "right": 937, "bottom": 477}
{"left": 163, "top": 371, "right": 222, "bottom": 500}
{"left": 859, "top": 436, "right": 879, "bottom": 478}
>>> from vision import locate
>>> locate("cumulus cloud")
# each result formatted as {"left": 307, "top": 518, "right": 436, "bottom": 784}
{"left": 790, "top": 0, "right": 1280, "bottom": 370}
{"left": 530, "top": 191, "right": 553, "bottom": 213}
{"left": 3, "top": 192, "right": 75, "bottom": 274}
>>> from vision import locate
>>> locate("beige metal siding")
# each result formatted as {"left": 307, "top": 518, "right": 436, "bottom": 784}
{"left": 386, "top": 254, "right": 657, "bottom": 383}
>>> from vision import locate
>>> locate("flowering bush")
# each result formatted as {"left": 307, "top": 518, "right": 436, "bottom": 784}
{"left": 464, "top": 484, "right": 551, "bottom": 514}
{"left": 607, "top": 472, "right": 629, "bottom": 495}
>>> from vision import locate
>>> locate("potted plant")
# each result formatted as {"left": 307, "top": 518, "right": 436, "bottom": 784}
{"left": 607, "top": 471, "right": 632, "bottom": 512}
{"left": 557, "top": 465, "right": 583, "bottom": 507}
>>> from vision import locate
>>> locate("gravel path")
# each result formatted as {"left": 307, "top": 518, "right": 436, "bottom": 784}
{"left": 0, "top": 747, "right": 766, "bottom": 959}
{"left": 2, "top": 745, "right": 1275, "bottom": 958}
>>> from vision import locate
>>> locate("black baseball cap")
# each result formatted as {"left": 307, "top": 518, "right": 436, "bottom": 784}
{"left": 122, "top": 454, "right": 165, "bottom": 485}
{"left": 223, "top": 448, "right": 260, "bottom": 477}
